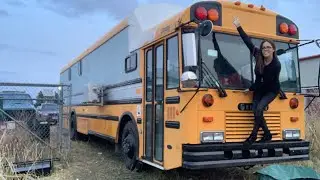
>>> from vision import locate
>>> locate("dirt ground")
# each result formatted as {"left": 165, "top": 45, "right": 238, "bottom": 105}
{"left": 42, "top": 136, "right": 262, "bottom": 180}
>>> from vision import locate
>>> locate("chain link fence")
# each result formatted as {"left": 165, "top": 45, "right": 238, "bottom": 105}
{"left": 0, "top": 82, "right": 71, "bottom": 175}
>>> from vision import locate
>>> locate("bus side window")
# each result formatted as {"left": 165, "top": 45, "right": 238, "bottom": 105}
{"left": 68, "top": 68, "right": 71, "bottom": 81}
{"left": 78, "top": 60, "right": 82, "bottom": 76}
{"left": 166, "top": 35, "right": 179, "bottom": 89}
{"left": 125, "top": 53, "right": 137, "bottom": 73}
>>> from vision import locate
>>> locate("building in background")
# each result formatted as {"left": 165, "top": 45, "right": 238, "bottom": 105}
{"left": 299, "top": 54, "right": 320, "bottom": 107}
{"left": 300, "top": 54, "right": 320, "bottom": 90}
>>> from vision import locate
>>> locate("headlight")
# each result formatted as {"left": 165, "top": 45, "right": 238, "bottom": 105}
{"left": 200, "top": 131, "right": 224, "bottom": 143}
{"left": 283, "top": 129, "right": 300, "bottom": 140}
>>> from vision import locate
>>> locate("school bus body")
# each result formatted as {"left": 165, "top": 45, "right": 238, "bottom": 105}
{"left": 61, "top": 0, "right": 309, "bottom": 171}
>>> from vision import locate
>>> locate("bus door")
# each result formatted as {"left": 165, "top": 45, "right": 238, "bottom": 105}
{"left": 144, "top": 41, "right": 165, "bottom": 165}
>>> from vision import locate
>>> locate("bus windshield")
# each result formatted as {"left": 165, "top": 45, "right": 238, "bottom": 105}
{"left": 197, "top": 32, "right": 300, "bottom": 92}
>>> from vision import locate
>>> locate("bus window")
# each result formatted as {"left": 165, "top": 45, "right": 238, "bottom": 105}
{"left": 252, "top": 39, "right": 300, "bottom": 92}
{"left": 166, "top": 35, "right": 179, "bottom": 89}
{"left": 197, "top": 33, "right": 252, "bottom": 89}
{"left": 125, "top": 53, "right": 137, "bottom": 73}
{"left": 278, "top": 51, "right": 300, "bottom": 92}
{"left": 146, "top": 50, "right": 153, "bottom": 102}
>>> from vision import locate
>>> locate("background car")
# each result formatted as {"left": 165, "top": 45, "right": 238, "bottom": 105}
{"left": 36, "top": 103, "right": 59, "bottom": 126}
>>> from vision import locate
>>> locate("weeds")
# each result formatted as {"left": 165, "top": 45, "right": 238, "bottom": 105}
{"left": 0, "top": 111, "right": 68, "bottom": 179}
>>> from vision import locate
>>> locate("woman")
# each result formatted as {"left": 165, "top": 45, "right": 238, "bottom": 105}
{"left": 233, "top": 17, "right": 281, "bottom": 145}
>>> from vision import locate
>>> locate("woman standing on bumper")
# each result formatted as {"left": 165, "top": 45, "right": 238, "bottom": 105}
{"left": 233, "top": 17, "right": 281, "bottom": 145}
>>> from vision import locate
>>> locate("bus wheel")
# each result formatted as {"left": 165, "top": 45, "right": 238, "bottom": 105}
{"left": 121, "top": 121, "right": 138, "bottom": 171}
{"left": 70, "top": 114, "right": 77, "bottom": 141}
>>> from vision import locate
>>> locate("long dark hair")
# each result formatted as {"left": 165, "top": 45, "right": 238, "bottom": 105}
{"left": 255, "top": 40, "right": 277, "bottom": 74}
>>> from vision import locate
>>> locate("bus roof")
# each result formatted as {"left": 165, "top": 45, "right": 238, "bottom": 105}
{"left": 60, "top": 0, "right": 298, "bottom": 74}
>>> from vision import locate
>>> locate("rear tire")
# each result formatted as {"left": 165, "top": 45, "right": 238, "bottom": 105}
{"left": 121, "top": 121, "right": 139, "bottom": 171}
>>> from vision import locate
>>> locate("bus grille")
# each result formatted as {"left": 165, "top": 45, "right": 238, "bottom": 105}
{"left": 225, "top": 112, "right": 281, "bottom": 142}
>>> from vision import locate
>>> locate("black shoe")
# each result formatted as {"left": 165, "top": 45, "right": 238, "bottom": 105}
{"left": 258, "top": 132, "right": 272, "bottom": 143}
{"left": 243, "top": 134, "right": 257, "bottom": 148}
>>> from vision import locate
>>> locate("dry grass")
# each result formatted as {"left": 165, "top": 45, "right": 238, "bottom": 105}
{"left": 293, "top": 97, "right": 320, "bottom": 173}
{"left": 0, "top": 128, "right": 41, "bottom": 179}
{"left": 0, "top": 124, "right": 53, "bottom": 163}
{"left": 0, "top": 112, "right": 66, "bottom": 179}
{"left": 41, "top": 136, "right": 260, "bottom": 180}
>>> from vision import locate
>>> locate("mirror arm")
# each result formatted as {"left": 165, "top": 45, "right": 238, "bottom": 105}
{"left": 287, "top": 40, "right": 315, "bottom": 51}
{"left": 278, "top": 40, "right": 317, "bottom": 55}
{"left": 175, "top": 20, "right": 195, "bottom": 31}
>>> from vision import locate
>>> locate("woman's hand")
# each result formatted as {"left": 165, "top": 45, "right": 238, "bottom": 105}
{"left": 233, "top": 16, "right": 241, "bottom": 28}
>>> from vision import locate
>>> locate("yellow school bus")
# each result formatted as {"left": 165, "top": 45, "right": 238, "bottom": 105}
{"left": 60, "top": 0, "right": 320, "bottom": 171}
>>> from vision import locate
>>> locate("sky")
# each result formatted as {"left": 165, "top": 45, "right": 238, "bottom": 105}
{"left": 0, "top": 0, "right": 319, "bottom": 84}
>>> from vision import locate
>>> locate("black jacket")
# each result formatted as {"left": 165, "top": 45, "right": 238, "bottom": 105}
{"left": 237, "top": 26, "right": 281, "bottom": 94}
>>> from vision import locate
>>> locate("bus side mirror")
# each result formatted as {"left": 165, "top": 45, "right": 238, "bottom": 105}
{"left": 181, "top": 71, "right": 198, "bottom": 88}
{"left": 276, "top": 49, "right": 286, "bottom": 56}
{"left": 198, "top": 20, "right": 213, "bottom": 37}
{"left": 182, "top": 33, "right": 197, "bottom": 67}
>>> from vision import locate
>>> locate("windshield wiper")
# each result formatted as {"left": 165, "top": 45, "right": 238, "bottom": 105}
{"left": 201, "top": 61, "right": 227, "bottom": 97}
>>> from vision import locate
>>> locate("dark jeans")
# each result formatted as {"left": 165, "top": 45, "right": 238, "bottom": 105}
{"left": 250, "top": 91, "right": 277, "bottom": 136}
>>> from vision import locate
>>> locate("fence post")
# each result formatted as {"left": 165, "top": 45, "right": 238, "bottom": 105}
{"left": 0, "top": 98, "right": 3, "bottom": 120}
{"left": 58, "top": 86, "right": 63, "bottom": 154}
{"left": 0, "top": 98, "right": 3, "bottom": 110}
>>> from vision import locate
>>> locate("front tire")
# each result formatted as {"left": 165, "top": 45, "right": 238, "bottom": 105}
{"left": 121, "top": 121, "right": 139, "bottom": 171}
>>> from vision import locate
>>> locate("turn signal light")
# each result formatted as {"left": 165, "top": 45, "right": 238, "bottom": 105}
{"left": 234, "top": 1, "right": 241, "bottom": 5}
{"left": 202, "top": 94, "right": 214, "bottom": 107}
{"left": 279, "top": 23, "right": 289, "bottom": 34}
{"left": 279, "top": 22, "right": 297, "bottom": 36}
{"left": 248, "top": 4, "right": 254, "bottom": 8}
{"left": 203, "top": 117, "right": 214, "bottom": 122}
{"left": 288, "top": 24, "right": 297, "bottom": 35}
{"left": 289, "top": 98, "right": 299, "bottom": 109}
{"left": 290, "top": 117, "right": 299, "bottom": 122}
{"left": 208, "top": 9, "right": 219, "bottom": 21}
{"left": 195, "top": 6, "right": 207, "bottom": 20}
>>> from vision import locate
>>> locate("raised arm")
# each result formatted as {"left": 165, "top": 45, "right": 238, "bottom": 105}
{"left": 233, "top": 17, "right": 259, "bottom": 56}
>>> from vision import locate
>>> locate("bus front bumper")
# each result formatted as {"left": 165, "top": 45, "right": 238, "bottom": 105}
{"left": 182, "top": 140, "right": 310, "bottom": 170}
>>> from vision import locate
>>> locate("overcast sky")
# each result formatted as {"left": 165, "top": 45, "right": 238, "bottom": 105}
{"left": 0, "top": 0, "right": 319, "bottom": 84}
